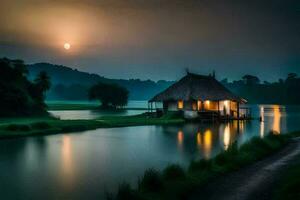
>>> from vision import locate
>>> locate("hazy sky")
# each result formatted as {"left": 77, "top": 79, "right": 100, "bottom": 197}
{"left": 0, "top": 0, "right": 299, "bottom": 81}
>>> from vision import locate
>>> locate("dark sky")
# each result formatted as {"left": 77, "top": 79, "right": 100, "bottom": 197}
{"left": 0, "top": 0, "right": 299, "bottom": 81}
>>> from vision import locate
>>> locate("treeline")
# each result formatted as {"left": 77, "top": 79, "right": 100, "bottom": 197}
{"left": 222, "top": 74, "right": 300, "bottom": 105}
{"left": 0, "top": 58, "right": 51, "bottom": 117}
{"left": 48, "top": 80, "right": 171, "bottom": 100}
{"left": 27, "top": 63, "right": 173, "bottom": 100}
{"left": 26, "top": 62, "right": 300, "bottom": 104}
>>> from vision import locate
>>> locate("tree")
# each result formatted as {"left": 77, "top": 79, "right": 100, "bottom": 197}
{"left": 34, "top": 71, "right": 51, "bottom": 92}
{"left": 286, "top": 73, "right": 297, "bottom": 81}
{"left": 13, "top": 59, "right": 28, "bottom": 76}
{"left": 221, "top": 78, "right": 228, "bottom": 84}
{"left": 242, "top": 75, "right": 260, "bottom": 85}
{"left": 89, "top": 82, "right": 129, "bottom": 109}
{"left": 0, "top": 58, "right": 50, "bottom": 116}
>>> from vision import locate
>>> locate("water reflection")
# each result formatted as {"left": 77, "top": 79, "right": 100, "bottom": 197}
{"left": 273, "top": 105, "right": 281, "bottom": 134}
{"left": 177, "top": 130, "right": 184, "bottom": 149}
{"left": 61, "top": 135, "right": 74, "bottom": 188}
{"left": 259, "top": 105, "right": 284, "bottom": 136}
{"left": 260, "top": 106, "right": 265, "bottom": 138}
{"left": 223, "top": 124, "right": 231, "bottom": 150}
{"left": 196, "top": 132, "right": 201, "bottom": 149}
{"left": 171, "top": 122, "right": 244, "bottom": 159}
{"left": 49, "top": 109, "right": 145, "bottom": 120}
{"left": 203, "top": 130, "right": 212, "bottom": 158}
{"left": 0, "top": 104, "right": 299, "bottom": 199}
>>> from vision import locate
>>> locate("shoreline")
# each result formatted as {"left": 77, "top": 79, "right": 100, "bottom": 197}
{"left": 0, "top": 114, "right": 184, "bottom": 140}
{"left": 110, "top": 132, "right": 300, "bottom": 200}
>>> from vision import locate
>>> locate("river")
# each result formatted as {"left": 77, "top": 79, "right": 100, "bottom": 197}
{"left": 0, "top": 103, "right": 300, "bottom": 199}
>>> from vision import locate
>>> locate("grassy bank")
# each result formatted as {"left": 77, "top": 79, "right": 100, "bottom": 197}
{"left": 274, "top": 157, "right": 300, "bottom": 200}
{"left": 98, "top": 112, "right": 184, "bottom": 127}
{"left": 46, "top": 101, "right": 148, "bottom": 111}
{"left": 273, "top": 132, "right": 300, "bottom": 200}
{"left": 0, "top": 113, "right": 184, "bottom": 139}
{"left": 0, "top": 117, "right": 105, "bottom": 139}
{"left": 110, "top": 133, "right": 295, "bottom": 200}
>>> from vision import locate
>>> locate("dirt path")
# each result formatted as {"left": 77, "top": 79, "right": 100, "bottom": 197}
{"left": 189, "top": 138, "right": 300, "bottom": 200}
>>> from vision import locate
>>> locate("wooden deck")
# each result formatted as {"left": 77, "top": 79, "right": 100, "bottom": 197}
{"left": 148, "top": 108, "right": 252, "bottom": 122}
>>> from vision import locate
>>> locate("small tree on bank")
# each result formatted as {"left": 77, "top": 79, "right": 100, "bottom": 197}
{"left": 89, "top": 82, "right": 129, "bottom": 109}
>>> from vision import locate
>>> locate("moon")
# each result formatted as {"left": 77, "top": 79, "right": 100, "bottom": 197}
{"left": 64, "top": 43, "right": 71, "bottom": 50}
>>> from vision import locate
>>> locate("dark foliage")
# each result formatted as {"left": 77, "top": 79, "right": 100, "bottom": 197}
{"left": 6, "top": 124, "right": 31, "bottom": 131}
{"left": 163, "top": 164, "right": 186, "bottom": 181}
{"left": 31, "top": 122, "right": 51, "bottom": 129}
{"left": 27, "top": 63, "right": 173, "bottom": 100}
{"left": 138, "top": 168, "right": 164, "bottom": 193}
{"left": 0, "top": 58, "right": 50, "bottom": 117}
{"left": 189, "top": 159, "right": 213, "bottom": 172}
{"left": 89, "top": 82, "right": 129, "bottom": 109}
{"left": 28, "top": 63, "right": 300, "bottom": 104}
{"left": 223, "top": 73, "right": 300, "bottom": 104}
{"left": 115, "top": 183, "right": 142, "bottom": 200}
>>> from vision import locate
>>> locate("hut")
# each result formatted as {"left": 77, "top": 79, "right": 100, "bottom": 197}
{"left": 148, "top": 72, "right": 248, "bottom": 120}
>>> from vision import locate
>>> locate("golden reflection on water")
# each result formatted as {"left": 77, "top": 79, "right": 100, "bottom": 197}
{"left": 203, "top": 129, "right": 212, "bottom": 158}
{"left": 239, "top": 120, "right": 245, "bottom": 133}
{"left": 196, "top": 132, "right": 202, "bottom": 149}
{"left": 62, "top": 135, "right": 74, "bottom": 187}
{"left": 273, "top": 105, "right": 281, "bottom": 134}
{"left": 260, "top": 106, "right": 265, "bottom": 138}
{"left": 223, "top": 124, "right": 230, "bottom": 150}
{"left": 177, "top": 130, "right": 184, "bottom": 148}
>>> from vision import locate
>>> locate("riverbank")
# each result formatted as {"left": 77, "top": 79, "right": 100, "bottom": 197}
{"left": 189, "top": 134, "right": 300, "bottom": 200}
{"left": 273, "top": 136, "right": 300, "bottom": 200}
{"left": 0, "top": 113, "right": 184, "bottom": 139}
{"left": 47, "top": 101, "right": 148, "bottom": 111}
{"left": 111, "top": 132, "right": 300, "bottom": 200}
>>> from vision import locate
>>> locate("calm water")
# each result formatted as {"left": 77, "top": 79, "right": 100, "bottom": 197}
{"left": 49, "top": 100, "right": 147, "bottom": 119}
{"left": 1, "top": 104, "right": 300, "bottom": 199}
{"left": 49, "top": 109, "right": 145, "bottom": 120}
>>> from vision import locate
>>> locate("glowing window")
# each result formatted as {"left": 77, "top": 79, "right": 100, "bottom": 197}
{"left": 192, "top": 102, "right": 197, "bottom": 110}
{"left": 197, "top": 100, "right": 202, "bottom": 110}
{"left": 178, "top": 100, "right": 184, "bottom": 109}
{"left": 205, "top": 100, "right": 210, "bottom": 110}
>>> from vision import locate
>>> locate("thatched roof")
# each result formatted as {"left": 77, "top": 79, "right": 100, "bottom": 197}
{"left": 149, "top": 73, "right": 246, "bottom": 103}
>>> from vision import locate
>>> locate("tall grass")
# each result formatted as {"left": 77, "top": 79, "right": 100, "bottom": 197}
{"left": 274, "top": 158, "right": 300, "bottom": 200}
{"left": 111, "top": 133, "right": 291, "bottom": 200}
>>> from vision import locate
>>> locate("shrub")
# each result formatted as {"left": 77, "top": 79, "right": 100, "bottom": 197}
{"left": 189, "top": 159, "right": 213, "bottom": 172}
{"left": 239, "top": 137, "right": 270, "bottom": 159}
{"left": 163, "top": 164, "right": 186, "bottom": 181}
{"left": 6, "top": 124, "right": 31, "bottom": 131}
{"left": 234, "top": 151, "right": 256, "bottom": 167}
{"left": 31, "top": 122, "right": 51, "bottom": 129}
{"left": 214, "top": 142, "right": 239, "bottom": 168}
{"left": 138, "top": 168, "right": 163, "bottom": 193}
{"left": 61, "top": 125, "right": 87, "bottom": 132}
{"left": 6, "top": 124, "right": 19, "bottom": 131}
{"left": 115, "top": 183, "right": 142, "bottom": 200}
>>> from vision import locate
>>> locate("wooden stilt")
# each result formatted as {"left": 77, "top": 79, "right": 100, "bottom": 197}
{"left": 237, "top": 101, "right": 240, "bottom": 120}
{"left": 218, "top": 101, "right": 220, "bottom": 116}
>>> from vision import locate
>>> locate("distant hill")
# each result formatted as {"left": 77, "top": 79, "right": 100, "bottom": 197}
{"left": 27, "top": 63, "right": 173, "bottom": 100}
